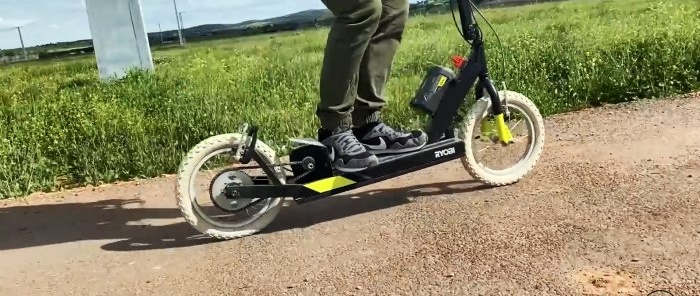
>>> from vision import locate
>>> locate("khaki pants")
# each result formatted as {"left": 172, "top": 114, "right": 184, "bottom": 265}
{"left": 316, "top": 0, "right": 410, "bottom": 130}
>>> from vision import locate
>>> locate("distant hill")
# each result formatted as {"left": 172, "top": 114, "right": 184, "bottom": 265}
{"left": 0, "top": 8, "right": 335, "bottom": 57}
{"left": 180, "top": 9, "right": 333, "bottom": 34}
{"left": 1, "top": 0, "right": 563, "bottom": 60}
{"left": 161, "top": 0, "right": 563, "bottom": 40}
{"left": 230, "top": 9, "right": 334, "bottom": 29}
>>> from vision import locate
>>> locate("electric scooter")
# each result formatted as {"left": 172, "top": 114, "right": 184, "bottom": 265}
{"left": 175, "top": 0, "right": 546, "bottom": 239}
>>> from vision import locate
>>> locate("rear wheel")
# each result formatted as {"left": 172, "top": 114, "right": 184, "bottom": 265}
{"left": 175, "top": 133, "right": 286, "bottom": 240}
{"left": 458, "top": 90, "right": 545, "bottom": 186}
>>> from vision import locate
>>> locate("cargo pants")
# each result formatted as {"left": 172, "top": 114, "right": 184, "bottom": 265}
{"left": 316, "top": 0, "right": 410, "bottom": 130}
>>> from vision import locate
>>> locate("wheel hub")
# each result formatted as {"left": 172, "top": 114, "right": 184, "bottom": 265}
{"left": 209, "top": 169, "right": 256, "bottom": 212}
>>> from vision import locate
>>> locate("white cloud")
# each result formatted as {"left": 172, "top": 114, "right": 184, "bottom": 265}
{"left": 0, "top": 17, "right": 37, "bottom": 30}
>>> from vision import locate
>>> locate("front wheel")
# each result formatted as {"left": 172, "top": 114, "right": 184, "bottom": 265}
{"left": 458, "top": 90, "right": 546, "bottom": 186}
{"left": 175, "top": 133, "right": 286, "bottom": 240}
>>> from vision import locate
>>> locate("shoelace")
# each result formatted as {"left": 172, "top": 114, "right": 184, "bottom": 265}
{"left": 375, "top": 123, "right": 406, "bottom": 139}
{"left": 335, "top": 130, "right": 365, "bottom": 155}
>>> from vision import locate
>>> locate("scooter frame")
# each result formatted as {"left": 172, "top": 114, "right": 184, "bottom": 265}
{"left": 220, "top": 0, "right": 515, "bottom": 210}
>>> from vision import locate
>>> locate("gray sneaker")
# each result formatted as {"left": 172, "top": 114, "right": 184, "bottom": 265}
{"left": 318, "top": 127, "right": 379, "bottom": 172}
{"left": 354, "top": 122, "right": 428, "bottom": 155}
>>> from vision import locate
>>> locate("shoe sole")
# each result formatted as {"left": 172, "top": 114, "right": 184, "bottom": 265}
{"left": 335, "top": 166, "right": 371, "bottom": 173}
{"left": 365, "top": 141, "right": 427, "bottom": 155}
{"left": 333, "top": 158, "right": 380, "bottom": 173}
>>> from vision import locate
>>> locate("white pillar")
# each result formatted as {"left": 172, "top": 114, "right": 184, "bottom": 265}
{"left": 85, "top": 0, "right": 154, "bottom": 80}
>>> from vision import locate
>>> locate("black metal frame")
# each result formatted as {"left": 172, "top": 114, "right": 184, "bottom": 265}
{"left": 426, "top": 0, "right": 504, "bottom": 144}
{"left": 230, "top": 137, "right": 466, "bottom": 205}
{"left": 222, "top": 0, "right": 505, "bottom": 210}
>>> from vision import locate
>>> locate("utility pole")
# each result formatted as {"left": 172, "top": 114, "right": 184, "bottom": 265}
{"left": 15, "top": 26, "right": 28, "bottom": 60}
{"left": 158, "top": 23, "right": 164, "bottom": 44}
{"left": 178, "top": 11, "right": 186, "bottom": 44}
{"left": 172, "top": 0, "right": 183, "bottom": 45}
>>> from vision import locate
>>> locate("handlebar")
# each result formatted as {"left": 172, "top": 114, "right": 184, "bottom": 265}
{"left": 454, "top": 0, "right": 480, "bottom": 43}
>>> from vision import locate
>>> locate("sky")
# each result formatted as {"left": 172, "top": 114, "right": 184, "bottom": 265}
{"left": 0, "top": 0, "right": 329, "bottom": 50}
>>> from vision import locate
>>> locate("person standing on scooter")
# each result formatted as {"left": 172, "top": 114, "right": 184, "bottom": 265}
{"left": 316, "top": 0, "right": 428, "bottom": 173}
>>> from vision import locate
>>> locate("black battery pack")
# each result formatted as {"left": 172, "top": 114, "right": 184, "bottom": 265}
{"left": 410, "top": 65, "right": 456, "bottom": 116}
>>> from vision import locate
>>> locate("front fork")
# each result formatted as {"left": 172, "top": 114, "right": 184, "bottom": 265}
{"left": 234, "top": 123, "right": 284, "bottom": 185}
{"left": 475, "top": 76, "right": 513, "bottom": 145}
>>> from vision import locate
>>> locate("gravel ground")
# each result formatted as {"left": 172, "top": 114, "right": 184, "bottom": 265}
{"left": 1, "top": 93, "right": 699, "bottom": 296}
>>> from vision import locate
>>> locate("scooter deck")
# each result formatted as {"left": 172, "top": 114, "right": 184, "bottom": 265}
{"left": 228, "top": 137, "right": 467, "bottom": 205}
{"left": 298, "top": 137, "right": 466, "bottom": 203}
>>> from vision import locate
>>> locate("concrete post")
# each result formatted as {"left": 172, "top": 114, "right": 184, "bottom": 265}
{"left": 85, "top": 0, "right": 155, "bottom": 80}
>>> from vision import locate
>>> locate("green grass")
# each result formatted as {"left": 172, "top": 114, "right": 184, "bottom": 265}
{"left": 1, "top": 0, "right": 699, "bottom": 199}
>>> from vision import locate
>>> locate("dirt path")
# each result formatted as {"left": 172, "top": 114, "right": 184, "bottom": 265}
{"left": 2, "top": 93, "right": 699, "bottom": 296}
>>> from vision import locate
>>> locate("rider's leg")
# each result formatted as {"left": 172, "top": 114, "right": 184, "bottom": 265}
{"left": 316, "top": 0, "right": 382, "bottom": 172}
{"left": 352, "top": 0, "right": 428, "bottom": 155}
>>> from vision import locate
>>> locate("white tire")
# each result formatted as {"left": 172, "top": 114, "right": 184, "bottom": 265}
{"left": 459, "top": 90, "right": 546, "bottom": 186}
{"left": 175, "top": 133, "right": 286, "bottom": 240}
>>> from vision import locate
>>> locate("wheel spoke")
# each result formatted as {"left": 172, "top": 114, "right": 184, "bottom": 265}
{"left": 513, "top": 135, "right": 529, "bottom": 143}
{"left": 187, "top": 146, "right": 277, "bottom": 229}
{"left": 509, "top": 119, "right": 523, "bottom": 131}
{"left": 463, "top": 91, "right": 542, "bottom": 180}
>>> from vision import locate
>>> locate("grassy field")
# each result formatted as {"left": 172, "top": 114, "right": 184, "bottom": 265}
{"left": 1, "top": 0, "right": 699, "bottom": 199}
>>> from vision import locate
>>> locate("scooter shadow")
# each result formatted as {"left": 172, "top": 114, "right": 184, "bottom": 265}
{"left": 95, "top": 180, "right": 489, "bottom": 251}
{"left": 261, "top": 180, "right": 491, "bottom": 234}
